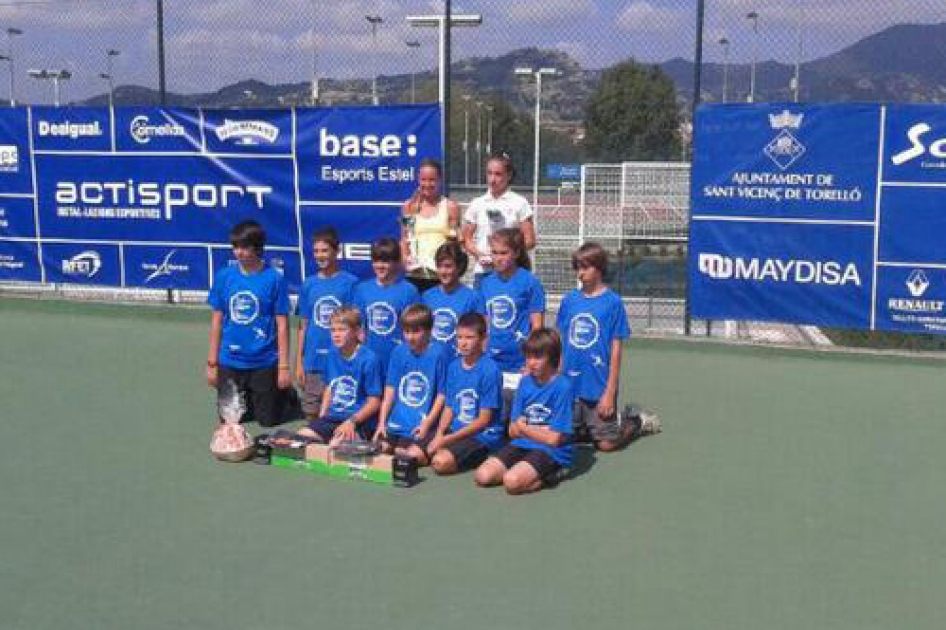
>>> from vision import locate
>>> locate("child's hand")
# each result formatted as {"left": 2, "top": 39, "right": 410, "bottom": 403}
{"left": 596, "top": 397, "right": 616, "bottom": 421}
{"left": 508, "top": 419, "right": 524, "bottom": 439}
{"left": 427, "top": 434, "right": 445, "bottom": 454}
{"left": 206, "top": 365, "right": 218, "bottom": 388}
{"left": 373, "top": 424, "right": 387, "bottom": 442}
{"left": 295, "top": 365, "right": 305, "bottom": 388}
{"left": 277, "top": 367, "right": 291, "bottom": 390}
{"left": 333, "top": 419, "right": 357, "bottom": 443}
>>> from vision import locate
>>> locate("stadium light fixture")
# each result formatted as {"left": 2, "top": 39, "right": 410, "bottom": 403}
{"left": 462, "top": 94, "right": 471, "bottom": 187}
{"left": 28, "top": 68, "right": 71, "bottom": 106}
{"left": 5, "top": 27, "right": 23, "bottom": 106}
{"left": 366, "top": 15, "right": 383, "bottom": 106}
{"left": 408, "top": 10, "right": 482, "bottom": 187}
{"left": 105, "top": 49, "right": 119, "bottom": 108}
{"left": 405, "top": 40, "right": 421, "bottom": 103}
{"left": 516, "top": 67, "right": 559, "bottom": 210}
{"left": 746, "top": 11, "right": 759, "bottom": 103}
{"left": 718, "top": 37, "right": 730, "bottom": 103}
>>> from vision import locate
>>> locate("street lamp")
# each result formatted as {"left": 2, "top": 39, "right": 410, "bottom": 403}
{"left": 485, "top": 104, "right": 493, "bottom": 156}
{"left": 718, "top": 37, "right": 730, "bottom": 103}
{"left": 462, "top": 94, "right": 471, "bottom": 187}
{"left": 405, "top": 40, "right": 420, "bottom": 103}
{"left": 105, "top": 48, "right": 119, "bottom": 108}
{"left": 407, "top": 10, "right": 482, "bottom": 186}
{"left": 515, "top": 66, "right": 559, "bottom": 210}
{"left": 746, "top": 11, "right": 759, "bottom": 103}
{"left": 5, "top": 27, "right": 23, "bottom": 107}
{"left": 365, "top": 15, "right": 383, "bottom": 106}
{"left": 309, "top": 0, "right": 319, "bottom": 105}
{"left": 28, "top": 69, "right": 72, "bottom": 106}
{"left": 792, "top": 16, "right": 802, "bottom": 102}
{"left": 475, "top": 100, "right": 483, "bottom": 184}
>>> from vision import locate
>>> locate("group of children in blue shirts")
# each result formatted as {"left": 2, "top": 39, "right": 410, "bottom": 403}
{"left": 207, "top": 219, "right": 660, "bottom": 495}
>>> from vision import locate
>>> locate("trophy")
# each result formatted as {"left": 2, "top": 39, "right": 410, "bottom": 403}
{"left": 400, "top": 214, "right": 420, "bottom": 272}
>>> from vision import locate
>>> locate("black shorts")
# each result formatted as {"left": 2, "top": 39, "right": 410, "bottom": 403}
{"left": 491, "top": 443, "right": 563, "bottom": 481}
{"left": 218, "top": 365, "right": 284, "bottom": 427}
{"left": 384, "top": 432, "right": 434, "bottom": 453}
{"left": 443, "top": 435, "right": 492, "bottom": 470}
{"left": 306, "top": 417, "right": 376, "bottom": 442}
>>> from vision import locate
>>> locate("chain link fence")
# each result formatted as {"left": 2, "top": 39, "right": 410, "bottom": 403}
{"left": 3, "top": 0, "right": 946, "bottom": 350}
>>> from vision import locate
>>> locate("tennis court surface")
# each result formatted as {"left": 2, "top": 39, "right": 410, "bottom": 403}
{"left": 2, "top": 297, "right": 944, "bottom": 630}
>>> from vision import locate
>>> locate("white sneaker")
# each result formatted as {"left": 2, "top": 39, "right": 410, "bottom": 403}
{"left": 625, "top": 405, "right": 662, "bottom": 437}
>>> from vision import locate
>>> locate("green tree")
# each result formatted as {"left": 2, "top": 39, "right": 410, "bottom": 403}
{"left": 583, "top": 60, "right": 681, "bottom": 161}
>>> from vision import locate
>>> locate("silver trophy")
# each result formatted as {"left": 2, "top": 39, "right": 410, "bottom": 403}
{"left": 400, "top": 214, "right": 420, "bottom": 272}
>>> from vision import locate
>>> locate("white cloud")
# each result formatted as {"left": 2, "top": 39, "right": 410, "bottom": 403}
{"left": 617, "top": 1, "right": 688, "bottom": 34}
{"left": 507, "top": 0, "right": 596, "bottom": 24}
{"left": 1, "top": 2, "right": 150, "bottom": 29}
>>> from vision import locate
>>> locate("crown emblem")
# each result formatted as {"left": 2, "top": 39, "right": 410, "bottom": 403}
{"left": 769, "top": 109, "right": 803, "bottom": 130}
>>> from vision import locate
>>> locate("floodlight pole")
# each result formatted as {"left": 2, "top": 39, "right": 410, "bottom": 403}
{"left": 516, "top": 67, "right": 558, "bottom": 210}
{"left": 718, "top": 37, "right": 729, "bottom": 102}
{"left": 405, "top": 40, "right": 420, "bottom": 103}
{"left": 407, "top": 9, "right": 482, "bottom": 190}
{"left": 106, "top": 49, "right": 119, "bottom": 108}
{"left": 366, "top": 15, "right": 383, "bottom": 105}
{"left": 155, "top": 0, "right": 166, "bottom": 105}
{"left": 747, "top": 11, "right": 759, "bottom": 103}
{"left": 29, "top": 69, "right": 71, "bottom": 107}
{"left": 462, "top": 94, "right": 471, "bottom": 187}
{"left": 6, "top": 28, "right": 23, "bottom": 106}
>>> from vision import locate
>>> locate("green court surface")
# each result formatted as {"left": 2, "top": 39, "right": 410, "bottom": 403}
{"left": 2, "top": 297, "right": 945, "bottom": 630}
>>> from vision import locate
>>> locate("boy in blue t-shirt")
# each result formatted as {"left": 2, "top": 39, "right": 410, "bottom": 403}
{"left": 422, "top": 241, "right": 484, "bottom": 361}
{"left": 558, "top": 242, "right": 661, "bottom": 451}
{"left": 295, "top": 227, "right": 358, "bottom": 420}
{"left": 375, "top": 304, "right": 448, "bottom": 464}
{"left": 474, "top": 328, "right": 573, "bottom": 495}
{"left": 206, "top": 220, "right": 291, "bottom": 427}
{"left": 297, "top": 306, "right": 383, "bottom": 444}
{"left": 428, "top": 313, "right": 505, "bottom": 475}
{"left": 354, "top": 237, "right": 421, "bottom": 375}
{"left": 478, "top": 227, "right": 545, "bottom": 423}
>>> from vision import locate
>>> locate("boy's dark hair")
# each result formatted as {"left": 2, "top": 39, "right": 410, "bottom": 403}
{"left": 572, "top": 242, "right": 609, "bottom": 275}
{"left": 230, "top": 220, "right": 266, "bottom": 254}
{"left": 522, "top": 328, "right": 562, "bottom": 370}
{"left": 487, "top": 152, "right": 516, "bottom": 182}
{"left": 312, "top": 226, "right": 340, "bottom": 251}
{"left": 490, "top": 227, "right": 531, "bottom": 270}
{"left": 401, "top": 303, "right": 434, "bottom": 331}
{"left": 456, "top": 312, "right": 487, "bottom": 337}
{"left": 371, "top": 237, "right": 402, "bottom": 263}
{"left": 434, "top": 240, "right": 469, "bottom": 276}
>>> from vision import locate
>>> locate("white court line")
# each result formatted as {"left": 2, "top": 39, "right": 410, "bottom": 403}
{"left": 691, "top": 214, "right": 874, "bottom": 226}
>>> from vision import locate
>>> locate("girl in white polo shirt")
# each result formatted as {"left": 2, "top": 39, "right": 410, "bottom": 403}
{"left": 462, "top": 153, "right": 536, "bottom": 282}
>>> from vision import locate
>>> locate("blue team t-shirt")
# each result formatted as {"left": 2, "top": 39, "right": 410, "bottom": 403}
{"left": 384, "top": 342, "right": 449, "bottom": 438}
{"left": 557, "top": 288, "right": 631, "bottom": 402}
{"left": 297, "top": 270, "right": 358, "bottom": 374}
{"left": 422, "top": 284, "right": 485, "bottom": 360}
{"left": 510, "top": 373, "right": 574, "bottom": 466}
{"left": 323, "top": 344, "right": 383, "bottom": 424}
{"left": 207, "top": 265, "right": 289, "bottom": 370}
{"left": 354, "top": 278, "right": 420, "bottom": 371}
{"left": 445, "top": 355, "right": 505, "bottom": 449}
{"left": 479, "top": 268, "right": 546, "bottom": 371}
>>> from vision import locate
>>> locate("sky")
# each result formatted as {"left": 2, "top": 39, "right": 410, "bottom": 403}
{"left": 0, "top": 0, "right": 944, "bottom": 104}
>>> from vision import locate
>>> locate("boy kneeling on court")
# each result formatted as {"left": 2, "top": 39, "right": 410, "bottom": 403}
{"left": 426, "top": 313, "right": 505, "bottom": 475}
{"left": 474, "top": 328, "right": 573, "bottom": 495}
{"left": 374, "top": 304, "right": 449, "bottom": 464}
{"left": 296, "top": 306, "right": 382, "bottom": 444}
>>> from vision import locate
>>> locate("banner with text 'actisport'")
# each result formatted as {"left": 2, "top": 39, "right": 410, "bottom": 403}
{"left": 0, "top": 104, "right": 441, "bottom": 290}
{"left": 689, "top": 102, "right": 946, "bottom": 335}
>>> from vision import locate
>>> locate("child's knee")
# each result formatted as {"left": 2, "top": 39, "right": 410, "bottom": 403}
{"left": 474, "top": 463, "right": 501, "bottom": 487}
{"left": 431, "top": 451, "right": 455, "bottom": 475}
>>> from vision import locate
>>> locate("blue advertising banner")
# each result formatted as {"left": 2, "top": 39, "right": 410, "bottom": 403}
{"left": 690, "top": 103, "right": 946, "bottom": 334}
{"left": 0, "top": 104, "right": 441, "bottom": 291}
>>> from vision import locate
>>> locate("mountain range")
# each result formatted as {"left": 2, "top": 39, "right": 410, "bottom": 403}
{"left": 82, "top": 22, "right": 946, "bottom": 124}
